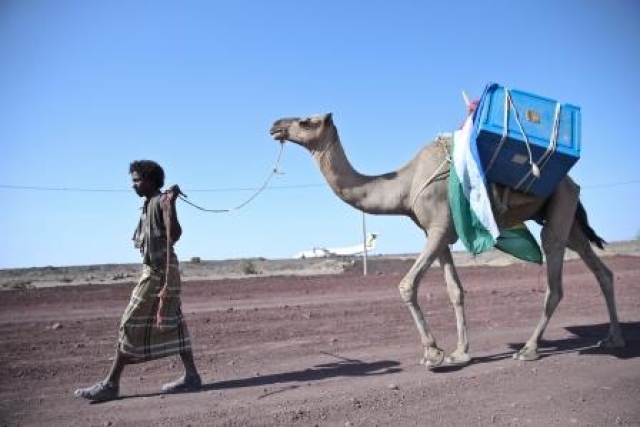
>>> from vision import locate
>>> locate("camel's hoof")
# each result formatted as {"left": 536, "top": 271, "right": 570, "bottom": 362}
{"left": 597, "top": 335, "right": 626, "bottom": 349}
{"left": 513, "top": 347, "right": 540, "bottom": 361}
{"left": 420, "top": 347, "right": 446, "bottom": 369}
{"left": 444, "top": 352, "right": 471, "bottom": 367}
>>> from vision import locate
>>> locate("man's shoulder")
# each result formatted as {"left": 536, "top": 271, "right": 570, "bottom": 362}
{"left": 149, "top": 192, "right": 167, "bottom": 204}
{"left": 146, "top": 193, "right": 168, "bottom": 214}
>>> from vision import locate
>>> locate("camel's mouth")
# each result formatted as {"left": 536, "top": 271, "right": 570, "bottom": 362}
{"left": 269, "top": 126, "right": 288, "bottom": 141}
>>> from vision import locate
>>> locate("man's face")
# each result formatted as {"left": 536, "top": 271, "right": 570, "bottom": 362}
{"left": 131, "top": 171, "right": 153, "bottom": 198}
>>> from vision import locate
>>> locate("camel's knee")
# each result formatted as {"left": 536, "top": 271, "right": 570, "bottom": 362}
{"left": 544, "top": 286, "right": 563, "bottom": 314}
{"left": 442, "top": 264, "right": 464, "bottom": 305}
{"left": 577, "top": 245, "right": 615, "bottom": 296}
{"left": 548, "top": 284, "right": 563, "bottom": 301}
{"left": 447, "top": 284, "right": 463, "bottom": 306}
{"left": 398, "top": 280, "right": 417, "bottom": 304}
{"left": 597, "top": 265, "right": 614, "bottom": 292}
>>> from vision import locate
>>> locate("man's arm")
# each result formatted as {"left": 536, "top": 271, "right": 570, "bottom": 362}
{"left": 163, "top": 185, "right": 183, "bottom": 243}
{"left": 157, "top": 184, "right": 183, "bottom": 329}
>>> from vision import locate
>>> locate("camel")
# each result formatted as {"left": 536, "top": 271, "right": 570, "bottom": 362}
{"left": 269, "top": 113, "right": 625, "bottom": 368}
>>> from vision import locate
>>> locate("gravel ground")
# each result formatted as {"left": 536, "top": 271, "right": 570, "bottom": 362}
{"left": 0, "top": 242, "right": 639, "bottom": 426}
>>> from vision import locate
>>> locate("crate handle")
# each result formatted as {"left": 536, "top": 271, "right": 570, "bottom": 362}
{"left": 506, "top": 90, "right": 542, "bottom": 181}
{"left": 520, "top": 102, "right": 561, "bottom": 192}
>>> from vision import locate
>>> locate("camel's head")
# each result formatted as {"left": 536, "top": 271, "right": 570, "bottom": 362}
{"left": 270, "top": 113, "right": 335, "bottom": 152}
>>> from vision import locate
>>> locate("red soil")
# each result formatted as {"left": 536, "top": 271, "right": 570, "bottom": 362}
{"left": 1, "top": 256, "right": 639, "bottom": 426}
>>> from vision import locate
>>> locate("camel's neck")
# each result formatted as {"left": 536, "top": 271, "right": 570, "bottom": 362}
{"left": 311, "top": 130, "right": 409, "bottom": 214}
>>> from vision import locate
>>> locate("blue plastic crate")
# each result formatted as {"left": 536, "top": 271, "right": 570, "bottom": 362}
{"left": 474, "top": 83, "right": 581, "bottom": 197}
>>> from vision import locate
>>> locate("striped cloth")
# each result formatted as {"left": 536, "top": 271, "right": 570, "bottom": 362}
{"left": 449, "top": 112, "right": 500, "bottom": 254}
{"left": 118, "top": 253, "right": 192, "bottom": 360}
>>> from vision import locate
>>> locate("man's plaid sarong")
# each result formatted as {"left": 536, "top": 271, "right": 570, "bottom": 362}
{"left": 118, "top": 254, "right": 192, "bottom": 360}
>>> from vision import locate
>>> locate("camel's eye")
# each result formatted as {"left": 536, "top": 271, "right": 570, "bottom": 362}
{"left": 299, "top": 119, "right": 311, "bottom": 128}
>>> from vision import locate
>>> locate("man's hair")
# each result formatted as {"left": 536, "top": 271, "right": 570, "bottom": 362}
{"left": 129, "top": 160, "right": 165, "bottom": 189}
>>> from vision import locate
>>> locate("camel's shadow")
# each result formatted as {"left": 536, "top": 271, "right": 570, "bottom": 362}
{"left": 207, "top": 355, "right": 402, "bottom": 392}
{"left": 105, "top": 354, "right": 401, "bottom": 402}
{"left": 468, "top": 321, "right": 640, "bottom": 368}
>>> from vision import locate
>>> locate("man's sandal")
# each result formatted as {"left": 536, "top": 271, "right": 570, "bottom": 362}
{"left": 74, "top": 381, "right": 119, "bottom": 402}
{"left": 161, "top": 374, "right": 202, "bottom": 394}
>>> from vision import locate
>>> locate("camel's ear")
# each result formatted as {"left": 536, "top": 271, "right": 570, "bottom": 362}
{"left": 324, "top": 113, "right": 333, "bottom": 124}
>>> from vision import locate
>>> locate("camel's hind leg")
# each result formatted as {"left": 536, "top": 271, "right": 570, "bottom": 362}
{"left": 567, "top": 221, "right": 625, "bottom": 348}
{"left": 514, "top": 180, "right": 579, "bottom": 361}
{"left": 398, "top": 230, "right": 449, "bottom": 368}
{"left": 513, "top": 231, "right": 565, "bottom": 361}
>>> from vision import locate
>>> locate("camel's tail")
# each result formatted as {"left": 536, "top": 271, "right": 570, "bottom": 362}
{"left": 576, "top": 201, "right": 606, "bottom": 250}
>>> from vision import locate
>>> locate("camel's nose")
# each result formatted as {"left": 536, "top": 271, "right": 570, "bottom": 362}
{"left": 269, "top": 124, "right": 280, "bottom": 135}
{"left": 270, "top": 118, "right": 295, "bottom": 140}
{"left": 269, "top": 124, "right": 287, "bottom": 140}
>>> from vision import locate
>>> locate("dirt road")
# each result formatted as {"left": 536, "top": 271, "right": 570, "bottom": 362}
{"left": 1, "top": 256, "right": 639, "bottom": 426}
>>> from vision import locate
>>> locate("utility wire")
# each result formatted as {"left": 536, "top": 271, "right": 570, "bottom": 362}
{"left": 0, "top": 185, "right": 128, "bottom": 192}
{"left": 579, "top": 180, "right": 640, "bottom": 189}
{"left": 1, "top": 180, "right": 639, "bottom": 193}
{"left": 0, "top": 183, "right": 326, "bottom": 193}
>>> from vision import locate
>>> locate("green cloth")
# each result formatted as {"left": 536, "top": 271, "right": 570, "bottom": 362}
{"left": 449, "top": 160, "right": 496, "bottom": 254}
{"left": 495, "top": 222, "right": 543, "bottom": 264}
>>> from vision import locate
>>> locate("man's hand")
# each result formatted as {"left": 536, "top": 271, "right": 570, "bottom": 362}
{"left": 164, "top": 184, "right": 185, "bottom": 205}
{"left": 156, "top": 287, "right": 170, "bottom": 329}
{"left": 162, "top": 184, "right": 184, "bottom": 244}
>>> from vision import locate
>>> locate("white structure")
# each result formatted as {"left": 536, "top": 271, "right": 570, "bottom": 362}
{"left": 294, "top": 233, "right": 378, "bottom": 259}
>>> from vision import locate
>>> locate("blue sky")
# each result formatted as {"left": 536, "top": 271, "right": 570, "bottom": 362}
{"left": 1, "top": 1, "right": 639, "bottom": 268}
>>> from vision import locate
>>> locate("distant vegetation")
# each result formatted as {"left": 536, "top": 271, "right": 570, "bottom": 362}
{"left": 240, "top": 259, "right": 259, "bottom": 275}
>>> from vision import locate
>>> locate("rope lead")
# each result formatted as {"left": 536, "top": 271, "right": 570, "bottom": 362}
{"left": 178, "top": 142, "right": 285, "bottom": 213}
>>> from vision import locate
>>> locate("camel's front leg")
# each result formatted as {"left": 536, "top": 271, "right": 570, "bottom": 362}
{"left": 398, "top": 236, "right": 446, "bottom": 368}
{"left": 438, "top": 248, "right": 471, "bottom": 366}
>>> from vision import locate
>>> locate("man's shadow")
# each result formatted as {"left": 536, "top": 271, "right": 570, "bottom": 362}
{"left": 106, "top": 352, "right": 401, "bottom": 402}
{"left": 469, "top": 321, "right": 640, "bottom": 367}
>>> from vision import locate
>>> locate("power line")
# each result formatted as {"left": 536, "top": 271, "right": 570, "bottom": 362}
{"left": 0, "top": 185, "right": 127, "bottom": 192}
{"left": 581, "top": 180, "right": 640, "bottom": 189}
{"left": 0, "top": 183, "right": 326, "bottom": 193}
{"left": 1, "top": 179, "right": 639, "bottom": 193}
